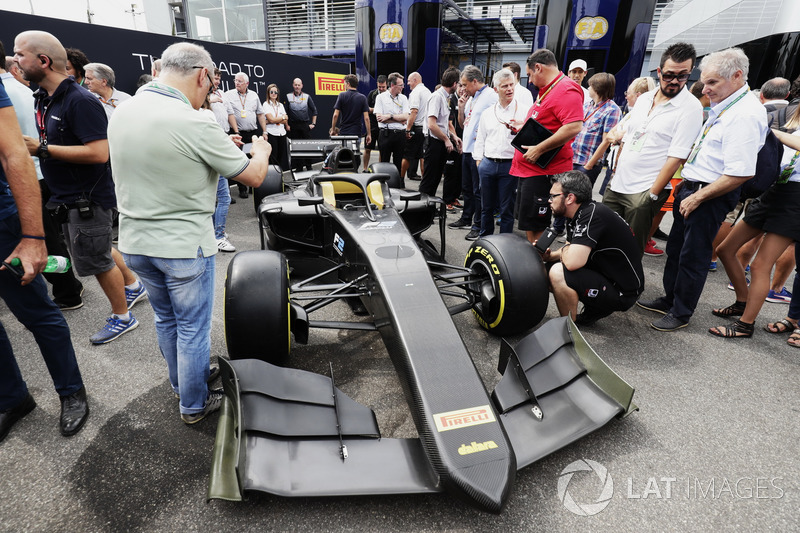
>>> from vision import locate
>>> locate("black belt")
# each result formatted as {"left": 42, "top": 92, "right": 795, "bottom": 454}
{"left": 380, "top": 129, "right": 405, "bottom": 134}
{"left": 486, "top": 157, "right": 513, "bottom": 163}
{"left": 682, "top": 180, "right": 707, "bottom": 191}
{"left": 411, "top": 125, "right": 423, "bottom": 130}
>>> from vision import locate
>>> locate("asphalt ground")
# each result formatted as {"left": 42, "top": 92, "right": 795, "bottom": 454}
{"left": 1, "top": 161, "right": 798, "bottom": 532}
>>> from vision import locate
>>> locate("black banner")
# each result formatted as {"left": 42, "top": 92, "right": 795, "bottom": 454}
{"left": 0, "top": 10, "right": 348, "bottom": 136}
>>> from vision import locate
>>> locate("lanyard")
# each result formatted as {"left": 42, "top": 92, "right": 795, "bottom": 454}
{"left": 35, "top": 99, "right": 50, "bottom": 145}
{"left": 687, "top": 88, "right": 749, "bottom": 164}
{"left": 536, "top": 73, "right": 564, "bottom": 105}
{"left": 238, "top": 91, "right": 248, "bottom": 108}
{"left": 493, "top": 100, "right": 519, "bottom": 133}
{"left": 141, "top": 81, "right": 192, "bottom": 106}
{"left": 779, "top": 150, "right": 800, "bottom": 184}
{"left": 389, "top": 94, "right": 404, "bottom": 109}
{"left": 583, "top": 99, "right": 608, "bottom": 122}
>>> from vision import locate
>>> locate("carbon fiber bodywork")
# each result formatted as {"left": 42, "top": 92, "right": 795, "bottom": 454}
{"left": 210, "top": 172, "right": 637, "bottom": 512}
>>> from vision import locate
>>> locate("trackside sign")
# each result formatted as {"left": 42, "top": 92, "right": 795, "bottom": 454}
{"left": 315, "top": 72, "right": 346, "bottom": 95}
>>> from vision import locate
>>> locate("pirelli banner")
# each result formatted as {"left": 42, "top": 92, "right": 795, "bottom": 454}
{"left": 0, "top": 10, "right": 349, "bottom": 137}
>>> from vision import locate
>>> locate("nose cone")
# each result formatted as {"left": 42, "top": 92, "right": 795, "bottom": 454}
{"left": 445, "top": 456, "right": 516, "bottom": 513}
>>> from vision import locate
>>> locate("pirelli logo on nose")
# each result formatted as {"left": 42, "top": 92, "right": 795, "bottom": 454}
{"left": 434, "top": 405, "right": 496, "bottom": 432}
{"left": 314, "top": 72, "right": 346, "bottom": 96}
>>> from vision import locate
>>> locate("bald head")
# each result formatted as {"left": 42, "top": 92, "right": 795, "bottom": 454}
{"left": 14, "top": 30, "right": 67, "bottom": 71}
{"left": 408, "top": 72, "right": 422, "bottom": 89}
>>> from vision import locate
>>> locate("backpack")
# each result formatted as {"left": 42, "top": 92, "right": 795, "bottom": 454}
{"left": 740, "top": 128, "right": 782, "bottom": 200}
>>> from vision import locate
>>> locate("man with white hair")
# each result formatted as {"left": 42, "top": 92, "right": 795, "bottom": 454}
{"left": 472, "top": 68, "right": 529, "bottom": 236}
{"left": 108, "top": 42, "right": 271, "bottom": 424}
{"left": 637, "top": 47, "right": 768, "bottom": 332}
{"left": 224, "top": 71, "right": 267, "bottom": 198}
{"left": 84, "top": 62, "right": 131, "bottom": 119}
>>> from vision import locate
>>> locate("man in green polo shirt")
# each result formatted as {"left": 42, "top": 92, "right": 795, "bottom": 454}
{"left": 108, "top": 42, "right": 270, "bottom": 424}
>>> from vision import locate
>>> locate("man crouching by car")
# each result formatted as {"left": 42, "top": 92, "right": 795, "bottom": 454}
{"left": 539, "top": 171, "right": 644, "bottom": 326}
{"left": 107, "top": 42, "right": 270, "bottom": 424}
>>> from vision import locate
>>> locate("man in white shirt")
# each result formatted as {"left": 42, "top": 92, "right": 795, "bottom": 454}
{"left": 83, "top": 63, "right": 131, "bottom": 120}
{"left": 419, "top": 67, "right": 461, "bottom": 197}
{"left": 637, "top": 47, "right": 769, "bottom": 332}
{"left": 473, "top": 69, "right": 529, "bottom": 236}
{"left": 568, "top": 59, "right": 592, "bottom": 106}
{"left": 224, "top": 72, "right": 267, "bottom": 198}
{"left": 402, "top": 72, "right": 431, "bottom": 180}
{"left": 374, "top": 72, "right": 409, "bottom": 177}
{"left": 502, "top": 61, "right": 533, "bottom": 112}
{"left": 603, "top": 42, "right": 703, "bottom": 256}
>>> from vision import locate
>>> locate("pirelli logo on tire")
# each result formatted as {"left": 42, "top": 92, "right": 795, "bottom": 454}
{"left": 315, "top": 72, "right": 346, "bottom": 96}
{"left": 433, "top": 405, "right": 496, "bottom": 432}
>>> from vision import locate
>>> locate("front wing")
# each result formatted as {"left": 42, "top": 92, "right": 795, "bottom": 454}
{"left": 208, "top": 317, "right": 637, "bottom": 510}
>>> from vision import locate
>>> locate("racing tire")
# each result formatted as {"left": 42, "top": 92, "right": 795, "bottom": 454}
{"left": 368, "top": 162, "right": 403, "bottom": 189}
{"left": 465, "top": 234, "right": 549, "bottom": 336}
{"left": 225, "top": 250, "right": 291, "bottom": 365}
{"left": 253, "top": 165, "right": 284, "bottom": 214}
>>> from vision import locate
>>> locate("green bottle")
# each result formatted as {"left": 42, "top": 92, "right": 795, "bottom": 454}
{"left": 10, "top": 255, "right": 71, "bottom": 273}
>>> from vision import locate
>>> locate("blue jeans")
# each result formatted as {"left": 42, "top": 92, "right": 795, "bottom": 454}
{"left": 122, "top": 250, "right": 215, "bottom": 414}
{"left": 662, "top": 183, "right": 740, "bottom": 321}
{"left": 460, "top": 153, "right": 481, "bottom": 230}
{"left": 478, "top": 158, "right": 515, "bottom": 235}
{"left": 213, "top": 177, "right": 231, "bottom": 240}
{"left": 0, "top": 213, "right": 83, "bottom": 409}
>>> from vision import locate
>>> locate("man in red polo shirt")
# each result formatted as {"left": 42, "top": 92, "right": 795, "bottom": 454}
{"left": 511, "top": 49, "right": 584, "bottom": 243}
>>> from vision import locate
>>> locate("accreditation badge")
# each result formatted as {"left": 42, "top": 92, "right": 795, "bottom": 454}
{"left": 240, "top": 110, "right": 247, "bottom": 118}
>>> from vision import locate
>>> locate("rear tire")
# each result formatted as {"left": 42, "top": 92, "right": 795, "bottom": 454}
{"left": 465, "top": 234, "right": 549, "bottom": 336}
{"left": 253, "top": 165, "right": 284, "bottom": 214}
{"left": 225, "top": 250, "right": 291, "bottom": 365}
{"left": 368, "top": 162, "right": 403, "bottom": 189}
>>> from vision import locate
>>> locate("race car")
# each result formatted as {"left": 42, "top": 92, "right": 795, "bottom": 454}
{"left": 209, "top": 147, "right": 637, "bottom": 512}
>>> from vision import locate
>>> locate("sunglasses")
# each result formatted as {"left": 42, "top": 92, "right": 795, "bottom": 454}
{"left": 660, "top": 71, "right": 690, "bottom": 82}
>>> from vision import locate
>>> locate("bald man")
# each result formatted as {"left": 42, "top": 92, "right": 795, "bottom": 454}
{"left": 285, "top": 77, "right": 318, "bottom": 171}
{"left": 14, "top": 30, "right": 145, "bottom": 345}
{"left": 402, "top": 71, "right": 431, "bottom": 180}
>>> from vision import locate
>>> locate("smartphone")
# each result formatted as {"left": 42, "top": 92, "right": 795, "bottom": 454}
{"left": 534, "top": 227, "right": 557, "bottom": 254}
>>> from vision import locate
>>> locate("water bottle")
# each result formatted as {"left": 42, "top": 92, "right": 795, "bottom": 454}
{"left": 10, "top": 255, "right": 72, "bottom": 273}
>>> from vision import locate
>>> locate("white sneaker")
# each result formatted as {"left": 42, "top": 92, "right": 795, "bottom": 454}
{"left": 216, "top": 237, "right": 236, "bottom": 252}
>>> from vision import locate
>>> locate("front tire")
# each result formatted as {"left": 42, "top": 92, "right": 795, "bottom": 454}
{"left": 465, "top": 234, "right": 549, "bottom": 336}
{"left": 225, "top": 250, "right": 291, "bottom": 364}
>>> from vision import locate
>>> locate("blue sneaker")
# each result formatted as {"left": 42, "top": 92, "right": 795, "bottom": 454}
{"left": 90, "top": 315, "right": 139, "bottom": 345}
{"left": 708, "top": 261, "right": 717, "bottom": 272}
{"left": 125, "top": 284, "right": 148, "bottom": 310}
{"left": 727, "top": 277, "right": 749, "bottom": 291}
{"left": 766, "top": 287, "right": 793, "bottom": 303}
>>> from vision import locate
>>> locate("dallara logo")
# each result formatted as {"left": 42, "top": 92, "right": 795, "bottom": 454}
{"left": 458, "top": 441, "right": 498, "bottom": 455}
{"left": 379, "top": 23, "right": 403, "bottom": 43}
{"left": 575, "top": 16, "right": 608, "bottom": 40}
{"left": 434, "top": 405, "right": 496, "bottom": 432}
{"left": 314, "top": 72, "right": 346, "bottom": 96}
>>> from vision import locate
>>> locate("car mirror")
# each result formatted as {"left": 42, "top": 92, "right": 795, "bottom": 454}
{"left": 399, "top": 191, "right": 421, "bottom": 202}
{"left": 298, "top": 196, "right": 324, "bottom": 207}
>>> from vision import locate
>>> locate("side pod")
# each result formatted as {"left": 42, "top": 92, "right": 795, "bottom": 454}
{"left": 492, "top": 317, "right": 638, "bottom": 469}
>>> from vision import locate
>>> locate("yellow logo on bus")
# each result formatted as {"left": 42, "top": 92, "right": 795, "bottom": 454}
{"left": 575, "top": 16, "right": 608, "bottom": 40}
{"left": 379, "top": 23, "right": 403, "bottom": 44}
{"left": 314, "top": 72, "right": 346, "bottom": 96}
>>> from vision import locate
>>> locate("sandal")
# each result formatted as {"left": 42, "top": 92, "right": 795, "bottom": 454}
{"left": 763, "top": 318, "right": 796, "bottom": 334}
{"left": 711, "top": 300, "right": 747, "bottom": 317}
{"left": 709, "top": 319, "right": 754, "bottom": 338}
{"left": 788, "top": 329, "right": 800, "bottom": 348}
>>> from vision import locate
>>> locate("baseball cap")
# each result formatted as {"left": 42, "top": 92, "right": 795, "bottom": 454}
{"left": 568, "top": 59, "right": 587, "bottom": 72}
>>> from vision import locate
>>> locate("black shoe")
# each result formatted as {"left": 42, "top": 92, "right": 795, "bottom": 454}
{"left": 636, "top": 297, "right": 670, "bottom": 315}
{"left": 651, "top": 313, "right": 689, "bottom": 332}
{"left": 448, "top": 219, "right": 469, "bottom": 229}
{"left": 56, "top": 299, "right": 84, "bottom": 311}
{"left": 59, "top": 386, "right": 89, "bottom": 437}
{"left": 465, "top": 229, "right": 480, "bottom": 241}
{"left": 238, "top": 189, "right": 249, "bottom": 199}
{"left": 408, "top": 175, "right": 421, "bottom": 181}
{"left": 653, "top": 228, "right": 669, "bottom": 241}
{"left": 575, "top": 307, "right": 613, "bottom": 326}
{"left": 229, "top": 196, "right": 236, "bottom": 204}
{"left": 0, "top": 393, "right": 36, "bottom": 442}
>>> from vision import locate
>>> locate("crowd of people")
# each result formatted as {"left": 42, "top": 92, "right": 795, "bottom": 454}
{"left": 1, "top": 28, "right": 799, "bottom": 444}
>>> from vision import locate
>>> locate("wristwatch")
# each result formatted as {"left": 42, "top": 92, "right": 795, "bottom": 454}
{"left": 649, "top": 192, "right": 659, "bottom": 201}
{"left": 36, "top": 143, "right": 50, "bottom": 160}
